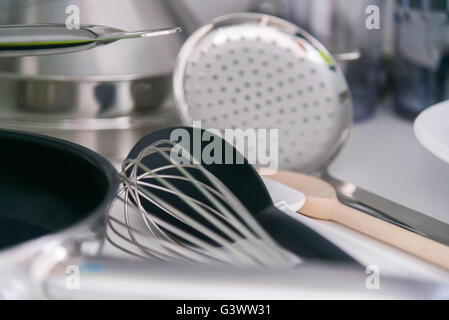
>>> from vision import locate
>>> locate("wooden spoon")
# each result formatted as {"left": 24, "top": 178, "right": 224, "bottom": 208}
{"left": 265, "top": 170, "right": 449, "bottom": 270}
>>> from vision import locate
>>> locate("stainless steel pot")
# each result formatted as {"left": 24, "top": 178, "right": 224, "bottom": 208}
{"left": 0, "top": 0, "right": 184, "bottom": 163}
{"left": 0, "top": 0, "right": 184, "bottom": 121}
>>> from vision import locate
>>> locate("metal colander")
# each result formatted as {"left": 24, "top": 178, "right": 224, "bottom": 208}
{"left": 174, "top": 13, "right": 352, "bottom": 174}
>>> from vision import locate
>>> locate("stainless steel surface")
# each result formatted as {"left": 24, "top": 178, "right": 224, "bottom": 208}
{"left": 0, "top": 0, "right": 184, "bottom": 122}
{"left": 0, "top": 68, "right": 181, "bottom": 163}
{"left": 323, "top": 170, "right": 449, "bottom": 247}
{"left": 44, "top": 258, "right": 449, "bottom": 299}
{"left": 173, "top": 12, "right": 352, "bottom": 174}
{"left": 0, "top": 73, "right": 173, "bottom": 123}
{"left": 0, "top": 24, "right": 181, "bottom": 58}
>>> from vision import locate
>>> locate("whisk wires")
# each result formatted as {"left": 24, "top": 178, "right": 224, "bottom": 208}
{"left": 107, "top": 140, "right": 295, "bottom": 268}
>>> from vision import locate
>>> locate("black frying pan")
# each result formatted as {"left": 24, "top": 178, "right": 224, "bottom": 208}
{"left": 0, "top": 129, "right": 118, "bottom": 251}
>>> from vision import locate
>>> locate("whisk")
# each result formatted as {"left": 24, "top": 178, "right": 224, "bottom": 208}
{"left": 106, "top": 127, "right": 358, "bottom": 267}
{"left": 107, "top": 139, "right": 297, "bottom": 268}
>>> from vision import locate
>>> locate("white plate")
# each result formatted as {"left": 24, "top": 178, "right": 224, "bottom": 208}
{"left": 414, "top": 101, "right": 449, "bottom": 165}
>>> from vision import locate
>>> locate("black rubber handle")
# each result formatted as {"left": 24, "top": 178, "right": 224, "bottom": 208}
{"left": 257, "top": 206, "right": 361, "bottom": 265}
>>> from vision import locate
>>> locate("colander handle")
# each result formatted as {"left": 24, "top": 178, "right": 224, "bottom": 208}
{"left": 332, "top": 49, "right": 361, "bottom": 62}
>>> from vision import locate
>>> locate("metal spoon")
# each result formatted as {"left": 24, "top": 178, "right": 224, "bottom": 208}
{"left": 0, "top": 24, "right": 181, "bottom": 57}
{"left": 266, "top": 170, "right": 449, "bottom": 271}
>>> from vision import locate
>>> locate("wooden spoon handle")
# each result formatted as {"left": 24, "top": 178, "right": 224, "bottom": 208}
{"left": 312, "top": 199, "right": 449, "bottom": 270}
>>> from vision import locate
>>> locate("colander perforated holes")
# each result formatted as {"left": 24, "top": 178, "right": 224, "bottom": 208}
{"left": 178, "top": 21, "right": 351, "bottom": 173}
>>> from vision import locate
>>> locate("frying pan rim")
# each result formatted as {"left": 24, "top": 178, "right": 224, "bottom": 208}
{"left": 0, "top": 129, "right": 120, "bottom": 255}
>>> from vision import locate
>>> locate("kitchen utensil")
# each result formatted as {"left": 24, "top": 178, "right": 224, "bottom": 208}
{"left": 173, "top": 12, "right": 440, "bottom": 251}
{"left": 414, "top": 100, "right": 449, "bottom": 165}
{"left": 0, "top": 0, "right": 184, "bottom": 105}
{"left": 0, "top": 0, "right": 185, "bottom": 162}
{"left": 322, "top": 171, "right": 449, "bottom": 247}
{"left": 0, "top": 127, "right": 357, "bottom": 298}
{"left": 263, "top": 174, "right": 449, "bottom": 282}
{"left": 170, "top": 0, "right": 380, "bottom": 121}
{"left": 0, "top": 24, "right": 181, "bottom": 58}
{"left": 173, "top": 12, "right": 352, "bottom": 174}
{"left": 111, "top": 127, "right": 358, "bottom": 264}
{"left": 265, "top": 170, "right": 449, "bottom": 270}
{"left": 0, "top": 0, "right": 184, "bottom": 117}
{"left": 110, "top": 141, "right": 296, "bottom": 267}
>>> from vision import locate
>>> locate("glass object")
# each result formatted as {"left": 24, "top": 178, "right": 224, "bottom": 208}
{"left": 394, "top": 0, "right": 449, "bottom": 118}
